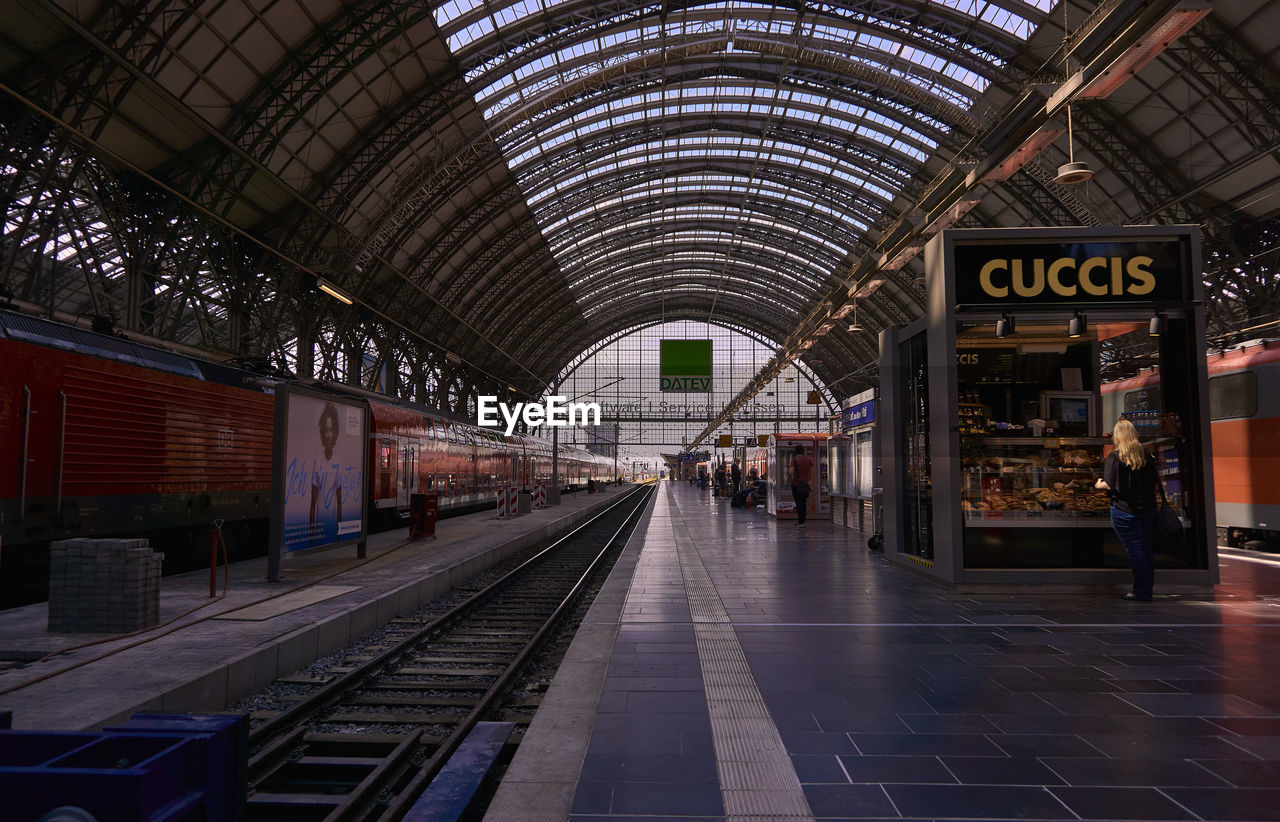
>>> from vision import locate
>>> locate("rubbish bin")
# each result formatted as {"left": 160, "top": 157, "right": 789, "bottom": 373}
{"left": 410, "top": 493, "right": 437, "bottom": 539}
{"left": 518, "top": 489, "right": 533, "bottom": 514}
{"left": 868, "top": 487, "right": 884, "bottom": 551}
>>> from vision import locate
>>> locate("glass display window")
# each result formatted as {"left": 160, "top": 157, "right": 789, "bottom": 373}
{"left": 955, "top": 316, "right": 1207, "bottom": 571}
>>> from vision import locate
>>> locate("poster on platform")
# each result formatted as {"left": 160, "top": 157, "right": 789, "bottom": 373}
{"left": 269, "top": 385, "right": 367, "bottom": 570}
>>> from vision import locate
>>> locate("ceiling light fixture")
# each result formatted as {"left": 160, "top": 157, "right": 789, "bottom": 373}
{"left": 848, "top": 299, "right": 865, "bottom": 333}
{"left": 316, "top": 277, "right": 353, "bottom": 305}
{"left": 1053, "top": 5, "right": 1095, "bottom": 186}
{"left": 1067, "top": 311, "right": 1087, "bottom": 338}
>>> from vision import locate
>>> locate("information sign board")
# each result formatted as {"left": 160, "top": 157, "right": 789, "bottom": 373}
{"left": 660, "top": 339, "right": 712, "bottom": 392}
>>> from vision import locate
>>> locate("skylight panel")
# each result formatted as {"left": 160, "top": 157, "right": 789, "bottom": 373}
{"left": 448, "top": 15, "right": 495, "bottom": 51}
{"left": 433, "top": 0, "right": 479, "bottom": 26}
{"left": 432, "top": 1, "right": 1059, "bottom": 325}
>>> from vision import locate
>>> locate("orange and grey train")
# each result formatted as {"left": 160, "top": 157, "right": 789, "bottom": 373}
{"left": 1101, "top": 339, "right": 1280, "bottom": 551}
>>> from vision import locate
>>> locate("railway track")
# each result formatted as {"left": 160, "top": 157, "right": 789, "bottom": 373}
{"left": 243, "top": 484, "right": 654, "bottom": 821}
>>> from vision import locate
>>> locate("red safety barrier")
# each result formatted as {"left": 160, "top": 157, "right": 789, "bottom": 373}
{"left": 209, "top": 529, "right": 218, "bottom": 598}
{"left": 497, "top": 487, "right": 521, "bottom": 519}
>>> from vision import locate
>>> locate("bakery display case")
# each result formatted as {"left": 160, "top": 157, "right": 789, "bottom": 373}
{"left": 960, "top": 437, "right": 1112, "bottom": 525}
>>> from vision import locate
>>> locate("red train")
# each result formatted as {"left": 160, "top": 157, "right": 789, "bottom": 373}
{"left": 0, "top": 310, "right": 612, "bottom": 606}
{"left": 363, "top": 394, "right": 611, "bottom": 522}
{"left": 1101, "top": 338, "right": 1280, "bottom": 551}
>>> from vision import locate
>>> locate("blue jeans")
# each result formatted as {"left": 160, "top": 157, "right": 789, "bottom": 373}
{"left": 1111, "top": 506, "right": 1156, "bottom": 599}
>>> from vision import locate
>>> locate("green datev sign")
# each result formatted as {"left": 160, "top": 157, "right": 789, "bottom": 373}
{"left": 660, "top": 339, "right": 712, "bottom": 392}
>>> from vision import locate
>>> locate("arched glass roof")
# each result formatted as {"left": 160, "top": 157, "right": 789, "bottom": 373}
{"left": 6, "top": 0, "right": 1275, "bottom": 419}
{"left": 431, "top": 0, "right": 1056, "bottom": 330}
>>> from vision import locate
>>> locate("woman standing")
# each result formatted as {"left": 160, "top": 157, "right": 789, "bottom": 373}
{"left": 1095, "top": 418, "right": 1159, "bottom": 601}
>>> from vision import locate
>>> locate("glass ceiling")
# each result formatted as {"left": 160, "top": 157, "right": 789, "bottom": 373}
{"left": 431, "top": 0, "right": 1056, "bottom": 330}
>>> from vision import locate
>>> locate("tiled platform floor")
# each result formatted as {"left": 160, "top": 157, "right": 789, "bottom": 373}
{"left": 489, "top": 481, "right": 1280, "bottom": 822}
{"left": 0, "top": 485, "right": 626, "bottom": 731}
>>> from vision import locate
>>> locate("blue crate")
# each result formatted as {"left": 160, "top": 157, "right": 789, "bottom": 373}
{"left": 0, "top": 714, "right": 245, "bottom": 822}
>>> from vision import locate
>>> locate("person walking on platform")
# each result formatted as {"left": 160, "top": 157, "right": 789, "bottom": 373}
{"left": 1095, "top": 418, "right": 1159, "bottom": 601}
{"left": 790, "top": 445, "right": 813, "bottom": 527}
{"left": 731, "top": 461, "right": 742, "bottom": 496}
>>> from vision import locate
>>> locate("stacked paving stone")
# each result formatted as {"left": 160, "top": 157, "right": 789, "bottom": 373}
{"left": 47, "top": 538, "right": 164, "bottom": 633}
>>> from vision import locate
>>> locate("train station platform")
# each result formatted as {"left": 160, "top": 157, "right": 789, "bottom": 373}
{"left": 0, "top": 485, "right": 630, "bottom": 732}
{"left": 489, "top": 480, "right": 1280, "bottom": 822}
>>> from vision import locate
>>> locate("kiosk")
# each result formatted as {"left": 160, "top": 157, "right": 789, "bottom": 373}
{"left": 829, "top": 390, "right": 878, "bottom": 531}
{"left": 766, "top": 433, "right": 830, "bottom": 520}
{"left": 879, "top": 226, "right": 1217, "bottom": 588}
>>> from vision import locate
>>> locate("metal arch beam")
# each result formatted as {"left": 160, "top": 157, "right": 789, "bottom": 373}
{"left": 451, "top": 0, "right": 1028, "bottom": 83}
{"left": 558, "top": 231, "right": 845, "bottom": 281}
{"left": 546, "top": 235, "right": 839, "bottom": 302}
{"left": 373, "top": 178, "right": 547, "bottom": 313}
{"left": 1137, "top": 18, "right": 1280, "bottom": 218}
{"left": 543, "top": 199, "right": 860, "bottom": 266}
{"left": 527, "top": 150, "right": 900, "bottom": 240}
{"left": 471, "top": 15, "right": 1001, "bottom": 118}
{"left": 0, "top": 139, "right": 284, "bottom": 356}
{"left": 546, "top": 308, "right": 794, "bottom": 386}
{"left": 556, "top": 214, "right": 850, "bottom": 271}
{"left": 517, "top": 300, "right": 797, "bottom": 386}
{"left": 0, "top": 13, "right": 551, "bottom": 387}
{"left": 7, "top": 2, "right": 563, "bottom": 384}
{"left": 297, "top": 79, "right": 496, "bottom": 236}
{"left": 584, "top": 274, "right": 815, "bottom": 325}
{"left": 546, "top": 312, "right": 843, "bottom": 409}
{"left": 549, "top": 298, "right": 801, "bottom": 369}
{"left": 497, "top": 299, "right": 601, "bottom": 391}
{"left": 481, "top": 278, "right": 807, "bottom": 376}
{"left": 485, "top": 35, "right": 978, "bottom": 142}
{"left": 530, "top": 143, "right": 911, "bottom": 232}
{"left": 546, "top": 186, "right": 866, "bottom": 249}
{"left": 686, "top": 0, "right": 1228, "bottom": 440}
{"left": 554, "top": 257, "right": 826, "bottom": 316}
{"left": 549, "top": 210, "right": 858, "bottom": 280}
{"left": 505, "top": 92, "right": 935, "bottom": 187}
{"left": 214, "top": 2, "right": 445, "bottom": 176}
{"left": 516, "top": 113, "right": 925, "bottom": 193}
{"left": 437, "top": 234, "right": 574, "bottom": 367}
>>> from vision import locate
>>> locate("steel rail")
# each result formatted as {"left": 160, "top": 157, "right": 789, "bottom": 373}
{"left": 380, "top": 484, "right": 655, "bottom": 820}
{"left": 243, "top": 484, "right": 653, "bottom": 820}
{"left": 246, "top": 485, "right": 646, "bottom": 752}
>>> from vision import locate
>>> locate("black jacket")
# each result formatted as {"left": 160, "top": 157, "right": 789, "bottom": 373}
{"left": 1102, "top": 450, "right": 1158, "bottom": 514}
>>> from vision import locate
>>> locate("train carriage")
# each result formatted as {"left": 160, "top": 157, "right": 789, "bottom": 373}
{"left": 1102, "top": 339, "right": 1280, "bottom": 550}
{"left": 362, "top": 395, "right": 614, "bottom": 524}
{"left": 0, "top": 312, "right": 275, "bottom": 604}
{"left": 0, "top": 310, "right": 617, "bottom": 606}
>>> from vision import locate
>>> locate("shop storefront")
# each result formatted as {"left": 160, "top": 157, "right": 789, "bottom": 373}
{"left": 830, "top": 390, "right": 878, "bottom": 530}
{"left": 880, "top": 226, "right": 1217, "bottom": 587}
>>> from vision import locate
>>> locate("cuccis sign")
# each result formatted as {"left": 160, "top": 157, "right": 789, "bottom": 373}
{"left": 953, "top": 239, "right": 1189, "bottom": 306}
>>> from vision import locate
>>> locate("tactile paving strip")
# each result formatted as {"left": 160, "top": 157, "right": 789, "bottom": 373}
{"left": 669, "top": 484, "right": 815, "bottom": 821}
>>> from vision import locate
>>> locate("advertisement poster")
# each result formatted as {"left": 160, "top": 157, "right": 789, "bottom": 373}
{"left": 282, "top": 392, "right": 365, "bottom": 552}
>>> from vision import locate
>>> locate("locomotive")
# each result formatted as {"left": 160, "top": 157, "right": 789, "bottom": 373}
{"left": 1101, "top": 338, "right": 1280, "bottom": 551}
{"left": 0, "top": 310, "right": 612, "bottom": 607}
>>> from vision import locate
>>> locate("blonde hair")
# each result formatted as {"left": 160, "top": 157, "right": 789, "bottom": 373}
{"left": 1112, "top": 418, "right": 1147, "bottom": 469}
